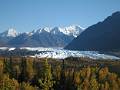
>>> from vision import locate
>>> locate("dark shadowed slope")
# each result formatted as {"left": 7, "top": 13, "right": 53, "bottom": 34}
{"left": 65, "top": 11, "right": 120, "bottom": 51}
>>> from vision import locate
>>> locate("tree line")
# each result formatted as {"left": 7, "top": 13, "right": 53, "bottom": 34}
{"left": 0, "top": 57, "right": 120, "bottom": 90}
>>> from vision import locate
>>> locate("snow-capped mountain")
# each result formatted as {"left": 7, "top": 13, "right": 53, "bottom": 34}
{"left": 0, "top": 28, "right": 18, "bottom": 37}
{"left": 33, "top": 25, "right": 84, "bottom": 37}
{"left": 0, "top": 25, "right": 84, "bottom": 47}
{"left": 59, "top": 25, "right": 84, "bottom": 37}
{"left": 34, "top": 27, "right": 52, "bottom": 34}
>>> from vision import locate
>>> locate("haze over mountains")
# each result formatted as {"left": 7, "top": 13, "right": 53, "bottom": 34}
{"left": 65, "top": 11, "right": 120, "bottom": 51}
{"left": 0, "top": 25, "right": 84, "bottom": 47}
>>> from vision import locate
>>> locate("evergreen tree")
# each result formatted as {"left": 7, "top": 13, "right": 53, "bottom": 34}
{"left": 90, "top": 76, "right": 99, "bottom": 90}
{"left": 104, "top": 81, "right": 110, "bottom": 90}
{"left": 0, "top": 74, "right": 19, "bottom": 90}
{"left": 13, "top": 65, "right": 20, "bottom": 80}
{"left": 19, "top": 57, "right": 27, "bottom": 82}
{"left": 0, "top": 60, "right": 4, "bottom": 80}
{"left": 26, "top": 59, "right": 35, "bottom": 81}
{"left": 38, "top": 59, "right": 54, "bottom": 90}
{"left": 20, "top": 82, "right": 37, "bottom": 90}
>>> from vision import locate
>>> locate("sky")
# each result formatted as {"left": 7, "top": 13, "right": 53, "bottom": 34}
{"left": 0, "top": 0, "right": 120, "bottom": 32}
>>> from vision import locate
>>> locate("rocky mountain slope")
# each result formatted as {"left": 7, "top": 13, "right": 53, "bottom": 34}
{"left": 65, "top": 12, "right": 120, "bottom": 51}
{"left": 0, "top": 25, "right": 83, "bottom": 47}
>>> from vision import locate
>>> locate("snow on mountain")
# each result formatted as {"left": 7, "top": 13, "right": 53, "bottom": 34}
{"left": 42, "top": 27, "right": 51, "bottom": 32}
{"left": 22, "top": 31, "right": 33, "bottom": 36}
{"left": 0, "top": 25, "right": 84, "bottom": 38}
{"left": 35, "top": 27, "right": 51, "bottom": 33}
{"left": 27, "top": 30, "right": 37, "bottom": 36}
{"left": 0, "top": 25, "right": 84, "bottom": 47}
{"left": 0, "top": 28, "right": 18, "bottom": 37}
{"left": 59, "top": 25, "right": 84, "bottom": 37}
{"left": 50, "top": 27, "right": 62, "bottom": 34}
{"left": 0, "top": 47, "right": 8, "bottom": 50}
{"left": 0, "top": 47, "right": 15, "bottom": 51}
{"left": 49, "top": 25, "right": 84, "bottom": 37}
{"left": 29, "top": 25, "right": 84, "bottom": 37}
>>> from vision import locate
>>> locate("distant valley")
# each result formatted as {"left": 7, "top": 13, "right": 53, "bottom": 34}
{"left": 1, "top": 11, "right": 120, "bottom": 59}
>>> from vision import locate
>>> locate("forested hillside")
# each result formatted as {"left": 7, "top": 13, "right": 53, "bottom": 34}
{"left": 0, "top": 57, "right": 120, "bottom": 90}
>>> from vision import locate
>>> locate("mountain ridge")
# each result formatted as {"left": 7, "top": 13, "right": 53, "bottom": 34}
{"left": 65, "top": 11, "right": 120, "bottom": 51}
{"left": 0, "top": 25, "right": 84, "bottom": 47}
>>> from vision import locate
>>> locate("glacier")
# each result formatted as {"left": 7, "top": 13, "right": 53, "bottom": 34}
{"left": 0, "top": 47, "right": 119, "bottom": 59}
{"left": 20, "top": 47, "right": 120, "bottom": 59}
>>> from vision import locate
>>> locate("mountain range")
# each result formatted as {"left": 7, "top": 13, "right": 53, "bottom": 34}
{"left": 0, "top": 25, "right": 84, "bottom": 47}
{"left": 65, "top": 11, "right": 120, "bottom": 51}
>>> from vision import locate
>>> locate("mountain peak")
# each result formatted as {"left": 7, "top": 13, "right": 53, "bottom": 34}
{"left": 42, "top": 27, "right": 51, "bottom": 32}
{"left": 0, "top": 25, "right": 84, "bottom": 47}
{"left": 65, "top": 11, "right": 120, "bottom": 51}
{"left": 62, "top": 25, "right": 84, "bottom": 37}
{"left": 1, "top": 28, "right": 18, "bottom": 37}
{"left": 51, "top": 27, "right": 61, "bottom": 34}
{"left": 7, "top": 28, "right": 18, "bottom": 37}
{"left": 35, "top": 27, "right": 51, "bottom": 34}
{"left": 30, "top": 25, "right": 84, "bottom": 37}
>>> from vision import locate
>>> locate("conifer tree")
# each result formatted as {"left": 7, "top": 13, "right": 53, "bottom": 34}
{"left": 26, "top": 59, "right": 34, "bottom": 81}
{"left": 90, "top": 76, "right": 99, "bottom": 90}
{"left": 20, "top": 82, "right": 37, "bottom": 90}
{"left": 104, "top": 81, "right": 110, "bottom": 90}
{"left": 19, "top": 57, "right": 27, "bottom": 82}
{"left": 0, "top": 60, "right": 4, "bottom": 80}
{"left": 38, "top": 59, "right": 54, "bottom": 90}
{"left": 13, "top": 65, "right": 20, "bottom": 79}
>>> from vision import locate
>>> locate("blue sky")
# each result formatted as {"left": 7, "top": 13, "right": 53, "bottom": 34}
{"left": 0, "top": 0, "right": 120, "bottom": 32}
